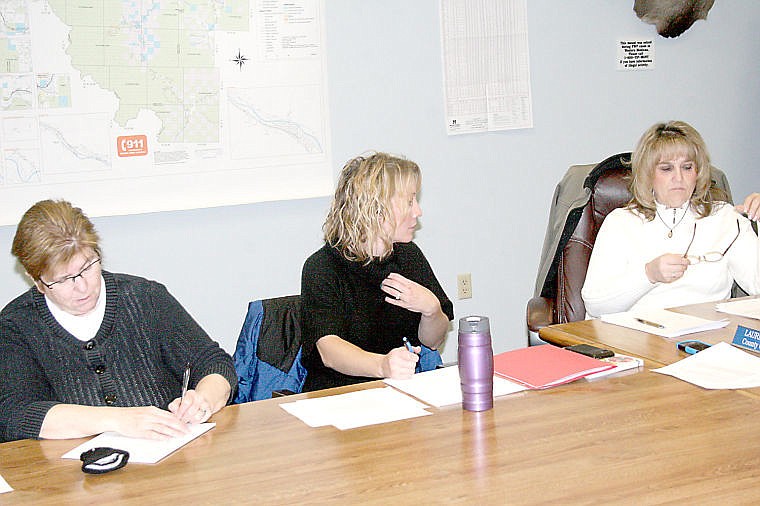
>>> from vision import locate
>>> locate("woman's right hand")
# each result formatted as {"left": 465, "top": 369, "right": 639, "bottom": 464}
{"left": 380, "top": 346, "right": 419, "bottom": 379}
{"left": 735, "top": 193, "right": 760, "bottom": 221}
{"left": 645, "top": 253, "right": 689, "bottom": 283}
{"left": 111, "top": 406, "right": 191, "bottom": 440}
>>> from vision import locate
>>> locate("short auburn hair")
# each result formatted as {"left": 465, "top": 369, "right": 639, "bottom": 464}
{"left": 12, "top": 199, "right": 101, "bottom": 280}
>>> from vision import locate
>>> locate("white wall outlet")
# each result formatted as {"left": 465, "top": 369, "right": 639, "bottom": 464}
{"left": 457, "top": 273, "right": 472, "bottom": 299}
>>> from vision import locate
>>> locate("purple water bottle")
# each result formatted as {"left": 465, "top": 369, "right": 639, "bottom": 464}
{"left": 458, "top": 316, "right": 494, "bottom": 412}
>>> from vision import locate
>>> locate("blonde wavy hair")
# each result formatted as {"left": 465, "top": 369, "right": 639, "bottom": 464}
{"left": 324, "top": 152, "right": 420, "bottom": 263}
{"left": 628, "top": 120, "right": 725, "bottom": 220}
{"left": 12, "top": 199, "right": 101, "bottom": 281}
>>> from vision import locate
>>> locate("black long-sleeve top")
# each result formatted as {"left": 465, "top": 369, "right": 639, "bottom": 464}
{"left": 301, "top": 242, "right": 454, "bottom": 392}
{"left": 0, "top": 271, "right": 236, "bottom": 442}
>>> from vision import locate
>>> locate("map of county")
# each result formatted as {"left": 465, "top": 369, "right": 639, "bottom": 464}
{"left": 0, "top": 0, "right": 331, "bottom": 225}
{"left": 48, "top": 0, "right": 223, "bottom": 142}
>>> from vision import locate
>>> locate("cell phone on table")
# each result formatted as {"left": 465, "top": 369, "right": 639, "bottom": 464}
{"left": 565, "top": 343, "right": 615, "bottom": 359}
{"left": 676, "top": 340, "right": 711, "bottom": 354}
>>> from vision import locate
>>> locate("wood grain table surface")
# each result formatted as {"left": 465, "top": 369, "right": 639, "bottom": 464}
{"left": 2, "top": 366, "right": 760, "bottom": 505}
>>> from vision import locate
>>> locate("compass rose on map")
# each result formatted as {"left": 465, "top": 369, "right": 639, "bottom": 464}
{"left": 232, "top": 49, "right": 248, "bottom": 70}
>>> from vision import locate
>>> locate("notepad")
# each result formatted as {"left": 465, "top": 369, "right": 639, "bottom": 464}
{"left": 600, "top": 308, "right": 729, "bottom": 338}
{"left": 493, "top": 345, "right": 614, "bottom": 389}
{"left": 62, "top": 423, "right": 215, "bottom": 464}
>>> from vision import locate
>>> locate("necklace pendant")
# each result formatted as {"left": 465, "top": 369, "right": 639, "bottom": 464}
{"left": 668, "top": 230, "right": 673, "bottom": 239}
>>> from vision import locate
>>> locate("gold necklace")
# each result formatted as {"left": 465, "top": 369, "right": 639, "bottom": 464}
{"left": 655, "top": 207, "right": 687, "bottom": 238}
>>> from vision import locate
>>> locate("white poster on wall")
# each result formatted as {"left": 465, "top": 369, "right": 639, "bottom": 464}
{"left": 617, "top": 39, "right": 655, "bottom": 70}
{"left": 0, "top": 0, "right": 332, "bottom": 226}
{"left": 440, "top": 0, "right": 533, "bottom": 135}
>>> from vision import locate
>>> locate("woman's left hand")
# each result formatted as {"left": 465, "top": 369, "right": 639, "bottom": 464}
{"left": 736, "top": 193, "right": 760, "bottom": 221}
{"left": 168, "top": 389, "right": 212, "bottom": 424}
{"left": 381, "top": 272, "right": 440, "bottom": 316}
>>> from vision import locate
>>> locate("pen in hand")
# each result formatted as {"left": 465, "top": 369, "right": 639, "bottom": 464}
{"left": 403, "top": 337, "right": 421, "bottom": 376}
{"left": 181, "top": 362, "right": 191, "bottom": 401}
{"left": 635, "top": 317, "right": 665, "bottom": 329}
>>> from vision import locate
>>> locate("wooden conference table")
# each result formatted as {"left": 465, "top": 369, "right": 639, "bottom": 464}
{"left": 2, "top": 374, "right": 760, "bottom": 504}
{"left": 3, "top": 301, "right": 760, "bottom": 504}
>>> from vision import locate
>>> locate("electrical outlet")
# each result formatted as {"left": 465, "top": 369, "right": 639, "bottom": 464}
{"left": 457, "top": 273, "right": 472, "bottom": 299}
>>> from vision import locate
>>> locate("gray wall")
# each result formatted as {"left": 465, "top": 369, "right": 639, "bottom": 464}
{"left": 1, "top": 1, "right": 758, "bottom": 363}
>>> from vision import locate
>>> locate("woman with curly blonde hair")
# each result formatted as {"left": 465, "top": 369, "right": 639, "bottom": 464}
{"left": 582, "top": 120, "right": 760, "bottom": 317}
{"left": 301, "top": 152, "right": 453, "bottom": 391}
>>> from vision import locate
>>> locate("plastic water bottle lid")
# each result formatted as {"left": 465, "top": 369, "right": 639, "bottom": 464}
{"left": 459, "top": 315, "right": 490, "bottom": 333}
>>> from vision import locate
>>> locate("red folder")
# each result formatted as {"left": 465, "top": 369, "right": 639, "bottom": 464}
{"left": 493, "top": 345, "right": 615, "bottom": 389}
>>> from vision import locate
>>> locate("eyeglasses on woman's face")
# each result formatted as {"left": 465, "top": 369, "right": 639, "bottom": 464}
{"left": 39, "top": 256, "right": 102, "bottom": 289}
{"left": 682, "top": 220, "right": 740, "bottom": 265}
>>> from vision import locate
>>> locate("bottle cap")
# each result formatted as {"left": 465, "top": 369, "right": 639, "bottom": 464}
{"left": 458, "top": 315, "right": 490, "bottom": 333}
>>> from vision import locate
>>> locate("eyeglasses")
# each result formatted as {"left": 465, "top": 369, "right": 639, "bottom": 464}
{"left": 39, "top": 256, "right": 101, "bottom": 289}
{"left": 682, "top": 220, "right": 740, "bottom": 265}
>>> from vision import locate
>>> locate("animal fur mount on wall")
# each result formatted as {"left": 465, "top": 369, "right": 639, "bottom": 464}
{"left": 634, "top": 0, "right": 715, "bottom": 38}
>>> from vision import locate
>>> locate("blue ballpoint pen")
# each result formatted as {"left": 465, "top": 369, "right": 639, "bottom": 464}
{"left": 403, "top": 337, "right": 421, "bottom": 374}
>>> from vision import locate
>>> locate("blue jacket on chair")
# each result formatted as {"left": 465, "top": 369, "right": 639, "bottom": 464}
{"left": 416, "top": 344, "right": 443, "bottom": 373}
{"left": 233, "top": 296, "right": 307, "bottom": 403}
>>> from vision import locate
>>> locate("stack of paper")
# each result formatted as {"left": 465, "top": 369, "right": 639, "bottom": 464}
{"left": 493, "top": 345, "right": 615, "bottom": 389}
{"left": 383, "top": 366, "right": 527, "bottom": 407}
{"left": 716, "top": 298, "right": 760, "bottom": 320}
{"left": 62, "top": 423, "right": 215, "bottom": 464}
{"left": 280, "top": 387, "right": 431, "bottom": 430}
{"left": 653, "top": 341, "right": 760, "bottom": 389}
{"left": 584, "top": 354, "right": 644, "bottom": 380}
{"left": 600, "top": 308, "right": 729, "bottom": 338}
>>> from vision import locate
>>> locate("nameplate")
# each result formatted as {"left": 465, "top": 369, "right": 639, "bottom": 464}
{"left": 732, "top": 325, "right": 760, "bottom": 352}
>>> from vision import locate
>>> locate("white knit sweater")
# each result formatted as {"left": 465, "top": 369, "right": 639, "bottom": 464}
{"left": 582, "top": 201, "right": 760, "bottom": 317}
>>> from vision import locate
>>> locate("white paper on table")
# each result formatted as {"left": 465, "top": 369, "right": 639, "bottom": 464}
{"left": 652, "top": 342, "right": 760, "bottom": 389}
{"left": 280, "top": 387, "right": 431, "bottom": 430}
{"left": 601, "top": 308, "right": 728, "bottom": 338}
{"left": 279, "top": 395, "right": 343, "bottom": 427}
{"left": 383, "top": 366, "right": 527, "bottom": 407}
{"left": 716, "top": 298, "right": 760, "bottom": 320}
{"left": 62, "top": 423, "right": 215, "bottom": 464}
{"left": 0, "top": 473, "right": 13, "bottom": 494}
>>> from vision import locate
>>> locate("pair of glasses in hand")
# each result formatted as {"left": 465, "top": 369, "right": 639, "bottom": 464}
{"left": 682, "top": 219, "right": 740, "bottom": 265}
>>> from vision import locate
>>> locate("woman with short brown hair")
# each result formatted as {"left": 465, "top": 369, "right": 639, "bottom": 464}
{"left": 0, "top": 199, "right": 236, "bottom": 443}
